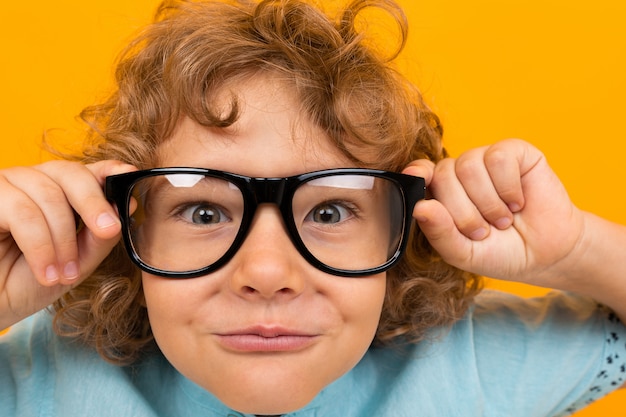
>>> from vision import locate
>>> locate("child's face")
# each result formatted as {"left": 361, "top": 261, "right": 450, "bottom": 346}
{"left": 141, "top": 76, "right": 387, "bottom": 414}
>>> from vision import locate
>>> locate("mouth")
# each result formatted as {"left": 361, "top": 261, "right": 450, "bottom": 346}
{"left": 215, "top": 326, "right": 319, "bottom": 352}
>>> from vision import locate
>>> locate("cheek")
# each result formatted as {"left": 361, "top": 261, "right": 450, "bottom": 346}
{"left": 141, "top": 273, "right": 219, "bottom": 389}
{"left": 140, "top": 270, "right": 388, "bottom": 414}
{"left": 142, "top": 278, "right": 174, "bottom": 351}
{"left": 341, "top": 273, "right": 387, "bottom": 343}
{"left": 142, "top": 274, "right": 176, "bottom": 318}
{"left": 326, "top": 273, "right": 387, "bottom": 374}
{"left": 141, "top": 273, "right": 203, "bottom": 345}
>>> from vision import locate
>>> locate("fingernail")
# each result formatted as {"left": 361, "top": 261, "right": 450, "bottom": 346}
{"left": 494, "top": 217, "right": 512, "bottom": 229}
{"left": 415, "top": 214, "right": 429, "bottom": 223}
{"left": 45, "top": 265, "right": 60, "bottom": 283}
{"left": 63, "top": 262, "right": 79, "bottom": 280}
{"left": 470, "top": 227, "right": 489, "bottom": 240}
{"left": 508, "top": 203, "right": 521, "bottom": 212}
{"left": 96, "top": 213, "right": 118, "bottom": 229}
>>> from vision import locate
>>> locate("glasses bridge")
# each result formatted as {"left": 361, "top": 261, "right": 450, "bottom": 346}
{"left": 248, "top": 177, "right": 288, "bottom": 206}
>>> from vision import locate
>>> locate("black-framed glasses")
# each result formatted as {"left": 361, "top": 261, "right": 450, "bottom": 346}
{"left": 105, "top": 168, "right": 425, "bottom": 278}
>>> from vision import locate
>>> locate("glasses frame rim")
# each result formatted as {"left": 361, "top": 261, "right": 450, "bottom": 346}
{"left": 105, "top": 167, "right": 425, "bottom": 278}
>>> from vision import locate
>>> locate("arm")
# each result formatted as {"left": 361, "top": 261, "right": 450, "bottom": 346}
{"left": 0, "top": 160, "right": 136, "bottom": 330}
{"left": 404, "top": 139, "right": 626, "bottom": 324}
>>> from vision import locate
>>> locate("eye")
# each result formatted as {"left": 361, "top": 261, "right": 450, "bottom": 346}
{"left": 179, "top": 203, "right": 229, "bottom": 225}
{"left": 306, "top": 202, "right": 354, "bottom": 224}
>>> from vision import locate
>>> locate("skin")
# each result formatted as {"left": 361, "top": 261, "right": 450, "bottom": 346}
{"left": 142, "top": 77, "right": 387, "bottom": 414}
{"left": 0, "top": 160, "right": 133, "bottom": 329}
{"left": 0, "top": 73, "right": 624, "bottom": 413}
{"left": 406, "top": 139, "right": 626, "bottom": 324}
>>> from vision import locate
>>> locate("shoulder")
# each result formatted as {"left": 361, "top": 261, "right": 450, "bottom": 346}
{"left": 0, "top": 312, "right": 164, "bottom": 417}
{"left": 340, "top": 290, "right": 626, "bottom": 417}
{"left": 472, "top": 289, "right": 605, "bottom": 320}
{"left": 467, "top": 290, "right": 622, "bottom": 355}
{"left": 0, "top": 311, "right": 56, "bottom": 376}
{"left": 1, "top": 312, "right": 57, "bottom": 414}
{"left": 463, "top": 290, "right": 626, "bottom": 416}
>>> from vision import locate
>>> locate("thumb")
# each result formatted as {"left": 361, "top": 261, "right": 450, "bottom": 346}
{"left": 74, "top": 221, "right": 123, "bottom": 281}
{"left": 402, "top": 159, "right": 435, "bottom": 186}
{"left": 413, "top": 199, "right": 473, "bottom": 268}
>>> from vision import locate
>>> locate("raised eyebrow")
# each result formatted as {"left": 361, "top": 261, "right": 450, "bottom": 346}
{"left": 306, "top": 175, "right": 375, "bottom": 190}
{"left": 140, "top": 174, "right": 239, "bottom": 202}
{"left": 300, "top": 177, "right": 389, "bottom": 201}
{"left": 164, "top": 173, "right": 204, "bottom": 187}
{"left": 296, "top": 181, "right": 384, "bottom": 204}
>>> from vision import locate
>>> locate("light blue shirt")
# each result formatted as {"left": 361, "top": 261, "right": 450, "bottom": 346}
{"left": 1, "top": 291, "right": 625, "bottom": 416}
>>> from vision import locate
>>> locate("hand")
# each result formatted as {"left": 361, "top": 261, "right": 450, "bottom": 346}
{"left": 404, "top": 139, "right": 585, "bottom": 288}
{"left": 0, "top": 160, "right": 137, "bottom": 329}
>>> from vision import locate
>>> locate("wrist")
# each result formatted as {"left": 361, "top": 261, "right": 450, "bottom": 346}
{"left": 555, "top": 212, "right": 626, "bottom": 321}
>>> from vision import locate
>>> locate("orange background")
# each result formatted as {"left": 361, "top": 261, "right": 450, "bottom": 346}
{"left": 0, "top": 1, "right": 624, "bottom": 414}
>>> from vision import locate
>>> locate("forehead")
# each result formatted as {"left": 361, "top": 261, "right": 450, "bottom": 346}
{"left": 156, "top": 75, "right": 356, "bottom": 177}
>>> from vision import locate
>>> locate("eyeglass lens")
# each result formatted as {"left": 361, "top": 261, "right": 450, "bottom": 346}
{"left": 126, "top": 173, "right": 405, "bottom": 274}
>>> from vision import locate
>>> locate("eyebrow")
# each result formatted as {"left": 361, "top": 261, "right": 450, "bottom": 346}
{"left": 164, "top": 173, "right": 204, "bottom": 187}
{"left": 306, "top": 175, "right": 375, "bottom": 190}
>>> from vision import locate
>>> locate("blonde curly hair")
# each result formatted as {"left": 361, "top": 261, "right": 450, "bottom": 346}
{"left": 53, "top": 0, "right": 481, "bottom": 365}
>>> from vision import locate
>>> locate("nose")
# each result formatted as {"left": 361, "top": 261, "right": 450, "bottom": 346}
{"left": 229, "top": 204, "right": 306, "bottom": 300}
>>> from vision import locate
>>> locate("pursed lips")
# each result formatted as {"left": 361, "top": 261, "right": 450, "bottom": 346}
{"left": 215, "top": 326, "right": 319, "bottom": 352}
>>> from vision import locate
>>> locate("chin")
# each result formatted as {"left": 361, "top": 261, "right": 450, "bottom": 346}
{"left": 206, "top": 363, "right": 333, "bottom": 415}
{"left": 220, "top": 389, "right": 316, "bottom": 416}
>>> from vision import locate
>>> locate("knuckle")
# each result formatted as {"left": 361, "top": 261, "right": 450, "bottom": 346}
{"left": 483, "top": 147, "right": 510, "bottom": 168}
{"left": 53, "top": 239, "right": 79, "bottom": 261}
{"left": 495, "top": 187, "right": 519, "bottom": 202}
{"left": 452, "top": 207, "right": 486, "bottom": 235}
{"left": 39, "top": 183, "right": 68, "bottom": 206}
{"left": 35, "top": 160, "right": 72, "bottom": 175}
{"left": 431, "top": 158, "right": 456, "bottom": 185}
{"left": 37, "top": 159, "right": 79, "bottom": 170}
{"left": 479, "top": 202, "right": 508, "bottom": 221}
{"left": 13, "top": 201, "right": 44, "bottom": 225}
{"left": 454, "top": 156, "right": 484, "bottom": 179}
{"left": 457, "top": 215, "right": 484, "bottom": 234}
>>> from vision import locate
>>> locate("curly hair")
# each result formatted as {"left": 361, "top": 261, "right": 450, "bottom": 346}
{"left": 53, "top": 0, "right": 481, "bottom": 365}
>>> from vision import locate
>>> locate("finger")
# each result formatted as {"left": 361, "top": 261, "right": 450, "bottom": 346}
{"left": 37, "top": 160, "right": 137, "bottom": 241}
{"left": 3, "top": 161, "right": 135, "bottom": 286}
{"left": 0, "top": 181, "right": 54, "bottom": 285}
{"left": 74, "top": 161, "right": 138, "bottom": 279}
{"left": 412, "top": 198, "right": 472, "bottom": 268}
{"left": 402, "top": 159, "right": 435, "bottom": 186}
{"left": 0, "top": 168, "right": 79, "bottom": 285}
{"left": 483, "top": 140, "right": 526, "bottom": 213}
{"left": 33, "top": 160, "right": 137, "bottom": 285}
{"left": 455, "top": 147, "right": 514, "bottom": 229}
{"left": 429, "top": 158, "right": 491, "bottom": 240}
{"left": 74, "top": 222, "right": 124, "bottom": 281}
{"left": 1, "top": 255, "right": 76, "bottom": 328}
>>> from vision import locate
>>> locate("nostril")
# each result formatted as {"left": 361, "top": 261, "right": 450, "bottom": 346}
{"left": 241, "top": 286, "right": 294, "bottom": 296}
{"left": 242, "top": 286, "right": 256, "bottom": 295}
